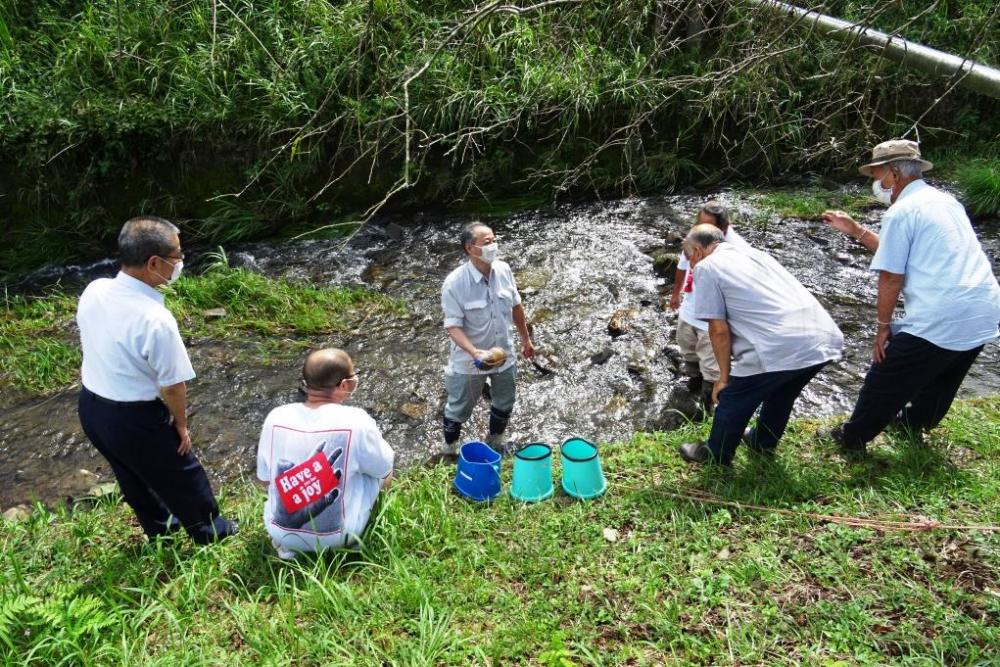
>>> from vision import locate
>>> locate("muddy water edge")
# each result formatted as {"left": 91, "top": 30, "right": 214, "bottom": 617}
{"left": 1, "top": 189, "right": 997, "bottom": 508}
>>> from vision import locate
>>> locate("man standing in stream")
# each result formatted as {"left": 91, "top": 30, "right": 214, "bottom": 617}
{"left": 76, "top": 216, "right": 237, "bottom": 545}
{"left": 669, "top": 201, "right": 750, "bottom": 411}
{"left": 821, "top": 139, "right": 1000, "bottom": 453}
{"left": 441, "top": 222, "right": 535, "bottom": 453}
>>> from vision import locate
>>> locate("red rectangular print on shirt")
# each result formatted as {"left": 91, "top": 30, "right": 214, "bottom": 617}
{"left": 275, "top": 451, "right": 339, "bottom": 513}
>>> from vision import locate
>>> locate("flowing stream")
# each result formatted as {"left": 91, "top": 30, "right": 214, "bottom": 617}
{"left": 1, "top": 189, "right": 997, "bottom": 508}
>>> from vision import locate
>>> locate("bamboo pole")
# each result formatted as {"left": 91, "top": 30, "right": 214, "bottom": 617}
{"left": 748, "top": 0, "right": 1000, "bottom": 100}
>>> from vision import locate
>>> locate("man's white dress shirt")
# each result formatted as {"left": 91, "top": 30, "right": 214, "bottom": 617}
{"left": 871, "top": 180, "right": 1000, "bottom": 351}
{"left": 77, "top": 272, "right": 195, "bottom": 401}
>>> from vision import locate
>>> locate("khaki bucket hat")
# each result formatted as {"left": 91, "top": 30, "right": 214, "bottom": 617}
{"left": 859, "top": 139, "right": 933, "bottom": 177}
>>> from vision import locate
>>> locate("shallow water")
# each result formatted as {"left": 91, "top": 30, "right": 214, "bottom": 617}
{"left": 1, "top": 189, "right": 997, "bottom": 506}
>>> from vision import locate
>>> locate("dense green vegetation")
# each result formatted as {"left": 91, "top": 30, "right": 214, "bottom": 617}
{"left": 958, "top": 161, "right": 1000, "bottom": 218}
{"left": 1, "top": 399, "right": 998, "bottom": 664}
{"left": 0, "top": 259, "right": 402, "bottom": 395}
{"left": 1, "top": 0, "right": 998, "bottom": 276}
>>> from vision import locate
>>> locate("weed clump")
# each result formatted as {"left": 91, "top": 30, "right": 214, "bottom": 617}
{"left": 957, "top": 160, "right": 1000, "bottom": 218}
{"left": 0, "top": 261, "right": 401, "bottom": 394}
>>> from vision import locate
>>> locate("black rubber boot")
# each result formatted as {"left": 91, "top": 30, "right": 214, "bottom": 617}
{"left": 488, "top": 406, "right": 512, "bottom": 438}
{"left": 443, "top": 416, "right": 463, "bottom": 446}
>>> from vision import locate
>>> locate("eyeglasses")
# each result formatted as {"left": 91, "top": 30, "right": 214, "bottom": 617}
{"left": 158, "top": 252, "right": 185, "bottom": 262}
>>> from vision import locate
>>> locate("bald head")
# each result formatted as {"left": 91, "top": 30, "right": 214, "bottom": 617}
{"left": 302, "top": 348, "right": 354, "bottom": 391}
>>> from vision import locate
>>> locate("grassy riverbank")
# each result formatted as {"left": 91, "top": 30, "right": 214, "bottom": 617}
{"left": 2, "top": 398, "right": 998, "bottom": 665}
{"left": 0, "top": 260, "right": 402, "bottom": 395}
{"left": 2, "top": 0, "right": 999, "bottom": 276}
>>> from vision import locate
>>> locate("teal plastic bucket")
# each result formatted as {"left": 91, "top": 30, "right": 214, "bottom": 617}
{"left": 560, "top": 437, "right": 607, "bottom": 500}
{"left": 454, "top": 441, "right": 502, "bottom": 502}
{"left": 510, "top": 443, "right": 554, "bottom": 503}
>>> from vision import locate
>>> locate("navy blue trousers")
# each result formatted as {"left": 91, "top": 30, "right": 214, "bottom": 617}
{"left": 706, "top": 362, "right": 828, "bottom": 465}
{"left": 78, "top": 388, "right": 233, "bottom": 544}
{"left": 841, "top": 333, "right": 983, "bottom": 448}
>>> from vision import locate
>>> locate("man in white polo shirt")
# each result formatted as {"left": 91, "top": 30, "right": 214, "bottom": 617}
{"left": 677, "top": 225, "right": 844, "bottom": 466}
{"left": 77, "top": 216, "right": 237, "bottom": 544}
{"left": 257, "top": 348, "right": 394, "bottom": 558}
{"left": 669, "top": 201, "right": 750, "bottom": 409}
{"left": 822, "top": 139, "right": 1000, "bottom": 452}
{"left": 440, "top": 223, "right": 535, "bottom": 452}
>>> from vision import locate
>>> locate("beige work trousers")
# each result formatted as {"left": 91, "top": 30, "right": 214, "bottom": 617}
{"left": 676, "top": 319, "right": 720, "bottom": 382}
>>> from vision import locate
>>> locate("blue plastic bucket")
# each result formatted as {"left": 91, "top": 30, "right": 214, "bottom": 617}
{"left": 560, "top": 437, "right": 607, "bottom": 500}
{"left": 510, "top": 443, "right": 554, "bottom": 503}
{"left": 454, "top": 441, "right": 502, "bottom": 502}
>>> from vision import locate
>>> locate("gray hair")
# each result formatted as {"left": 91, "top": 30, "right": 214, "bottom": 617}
{"left": 888, "top": 159, "right": 925, "bottom": 179}
{"left": 118, "top": 216, "right": 180, "bottom": 268}
{"left": 685, "top": 224, "right": 726, "bottom": 249}
{"left": 459, "top": 222, "right": 490, "bottom": 253}
{"left": 700, "top": 201, "right": 730, "bottom": 229}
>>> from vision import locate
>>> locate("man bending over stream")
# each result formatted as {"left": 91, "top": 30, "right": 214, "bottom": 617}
{"left": 677, "top": 225, "right": 844, "bottom": 466}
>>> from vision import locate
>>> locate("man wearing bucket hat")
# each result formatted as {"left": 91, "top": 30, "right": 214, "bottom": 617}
{"left": 820, "top": 139, "right": 1000, "bottom": 453}
{"left": 677, "top": 225, "right": 844, "bottom": 466}
{"left": 441, "top": 222, "right": 535, "bottom": 453}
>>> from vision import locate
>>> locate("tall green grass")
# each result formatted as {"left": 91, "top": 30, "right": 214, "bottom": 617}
{"left": 0, "top": 263, "right": 402, "bottom": 395}
{"left": 957, "top": 160, "right": 1000, "bottom": 218}
{"left": 1, "top": 1, "right": 998, "bottom": 275}
{"left": 1, "top": 399, "right": 998, "bottom": 664}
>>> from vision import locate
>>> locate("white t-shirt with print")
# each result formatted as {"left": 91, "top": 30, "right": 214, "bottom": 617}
{"left": 256, "top": 402, "right": 394, "bottom": 553}
{"left": 677, "top": 226, "right": 749, "bottom": 331}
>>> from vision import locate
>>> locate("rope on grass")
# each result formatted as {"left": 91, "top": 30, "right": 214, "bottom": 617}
{"left": 640, "top": 487, "right": 1000, "bottom": 533}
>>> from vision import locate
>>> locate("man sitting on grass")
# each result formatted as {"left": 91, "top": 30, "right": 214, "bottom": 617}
{"left": 677, "top": 225, "right": 844, "bottom": 466}
{"left": 257, "top": 348, "right": 394, "bottom": 559}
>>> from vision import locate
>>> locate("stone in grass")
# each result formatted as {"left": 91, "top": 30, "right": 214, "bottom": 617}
{"left": 88, "top": 482, "right": 119, "bottom": 499}
{"left": 202, "top": 308, "right": 227, "bottom": 319}
{"left": 602, "top": 527, "right": 619, "bottom": 543}
{"left": 3, "top": 505, "right": 32, "bottom": 522}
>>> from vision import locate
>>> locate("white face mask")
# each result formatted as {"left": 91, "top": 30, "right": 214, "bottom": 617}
{"left": 872, "top": 178, "right": 894, "bottom": 206}
{"left": 478, "top": 242, "right": 499, "bottom": 263}
{"left": 156, "top": 258, "right": 184, "bottom": 285}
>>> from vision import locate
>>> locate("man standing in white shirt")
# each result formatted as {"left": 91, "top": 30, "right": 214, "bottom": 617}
{"left": 77, "top": 216, "right": 237, "bottom": 544}
{"left": 440, "top": 223, "right": 535, "bottom": 452}
{"left": 257, "top": 348, "right": 394, "bottom": 558}
{"left": 822, "top": 140, "right": 1000, "bottom": 453}
{"left": 677, "top": 225, "right": 844, "bottom": 466}
{"left": 669, "top": 202, "right": 750, "bottom": 410}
